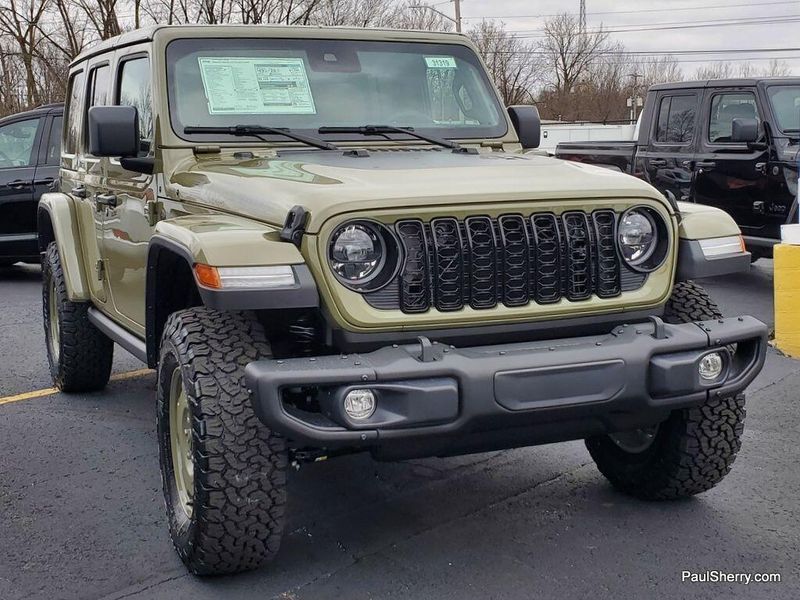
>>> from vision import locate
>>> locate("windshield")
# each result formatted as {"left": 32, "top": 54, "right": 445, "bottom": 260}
{"left": 767, "top": 85, "right": 800, "bottom": 132}
{"left": 167, "top": 37, "right": 506, "bottom": 143}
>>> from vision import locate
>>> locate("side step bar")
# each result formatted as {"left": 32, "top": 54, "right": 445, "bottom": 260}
{"left": 87, "top": 307, "right": 147, "bottom": 363}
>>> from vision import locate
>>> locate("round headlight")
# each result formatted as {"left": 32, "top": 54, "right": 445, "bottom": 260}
{"left": 330, "top": 223, "right": 383, "bottom": 282}
{"left": 618, "top": 209, "right": 657, "bottom": 266}
{"left": 329, "top": 221, "right": 399, "bottom": 291}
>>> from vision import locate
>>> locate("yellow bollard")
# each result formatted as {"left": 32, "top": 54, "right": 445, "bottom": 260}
{"left": 774, "top": 243, "right": 800, "bottom": 358}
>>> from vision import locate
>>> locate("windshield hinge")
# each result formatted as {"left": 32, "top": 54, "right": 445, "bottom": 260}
{"left": 281, "top": 205, "right": 309, "bottom": 247}
{"left": 95, "top": 259, "right": 106, "bottom": 281}
{"left": 192, "top": 145, "right": 221, "bottom": 155}
{"left": 145, "top": 199, "right": 164, "bottom": 226}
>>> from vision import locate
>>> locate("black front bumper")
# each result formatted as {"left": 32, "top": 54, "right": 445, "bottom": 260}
{"left": 245, "top": 316, "right": 767, "bottom": 459}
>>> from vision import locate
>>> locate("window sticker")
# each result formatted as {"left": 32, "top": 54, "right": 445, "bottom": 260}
{"left": 425, "top": 56, "right": 457, "bottom": 69}
{"left": 197, "top": 57, "right": 316, "bottom": 114}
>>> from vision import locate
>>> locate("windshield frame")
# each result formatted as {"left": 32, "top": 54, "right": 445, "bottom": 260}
{"left": 765, "top": 84, "right": 800, "bottom": 135}
{"left": 165, "top": 36, "right": 509, "bottom": 145}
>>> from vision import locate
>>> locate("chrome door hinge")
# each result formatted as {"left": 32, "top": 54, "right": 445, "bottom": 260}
{"left": 95, "top": 259, "right": 106, "bottom": 281}
{"left": 145, "top": 200, "right": 164, "bottom": 227}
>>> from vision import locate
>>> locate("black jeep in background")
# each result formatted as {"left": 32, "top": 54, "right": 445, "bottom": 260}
{"left": 556, "top": 78, "right": 800, "bottom": 261}
{"left": 0, "top": 104, "right": 63, "bottom": 267}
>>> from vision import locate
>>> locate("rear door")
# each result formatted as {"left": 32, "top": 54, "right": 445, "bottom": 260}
{"left": 635, "top": 90, "right": 699, "bottom": 203}
{"left": 62, "top": 66, "right": 106, "bottom": 302}
{"left": 0, "top": 115, "right": 43, "bottom": 244}
{"left": 692, "top": 87, "right": 770, "bottom": 234}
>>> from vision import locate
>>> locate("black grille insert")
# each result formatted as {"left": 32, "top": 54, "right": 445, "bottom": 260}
{"left": 391, "top": 210, "right": 628, "bottom": 313}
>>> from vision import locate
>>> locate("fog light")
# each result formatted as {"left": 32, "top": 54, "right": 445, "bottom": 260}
{"left": 343, "top": 389, "right": 376, "bottom": 420}
{"left": 699, "top": 352, "right": 724, "bottom": 381}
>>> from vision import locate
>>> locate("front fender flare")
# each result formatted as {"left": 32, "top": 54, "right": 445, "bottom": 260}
{"left": 676, "top": 201, "right": 751, "bottom": 279}
{"left": 37, "top": 193, "right": 90, "bottom": 301}
{"left": 145, "top": 215, "right": 318, "bottom": 366}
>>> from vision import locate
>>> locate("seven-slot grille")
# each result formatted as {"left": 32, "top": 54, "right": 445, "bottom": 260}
{"left": 392, "top": 210, "right": 623, "bottom": 314}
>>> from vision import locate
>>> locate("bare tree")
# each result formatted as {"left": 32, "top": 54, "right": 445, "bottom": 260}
{"left": 694, "top": 62, "right": 734, "bottom": 80}
{"left": 0, "top": 0, "right": 50, "bottom": 106}
{"left": 541, "top": 13, "right": 611, "bottom": 96}
{"left": 638, "top": 55, "right": 682, "bottom": 88}
{"left": 764, "top": 58, "right": 791, "bottom": 77}
{"left": 76, "top": 0, "right": 123, "bottom": 39}
{"left": 469, "top": 20, "right": 542, "bottom": 105}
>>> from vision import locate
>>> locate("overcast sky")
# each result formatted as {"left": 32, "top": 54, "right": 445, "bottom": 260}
{"left": 456, "top": 0, "right": 800, "bottom": 77}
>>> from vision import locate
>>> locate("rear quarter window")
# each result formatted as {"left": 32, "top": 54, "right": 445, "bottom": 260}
{"left": 654, "top": 95, "right": 696, "bottom": 144}
{"left": 63, "top": 70, "right": 85, "bottom": 156}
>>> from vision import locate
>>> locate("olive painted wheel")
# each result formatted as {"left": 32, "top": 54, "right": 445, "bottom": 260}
{"left": 586, "top": 281, "right": 746, "bottom": 500}
{"left": 157, "top": 307, "right": 288, "bottom": 576}
{"left": 42, "top": 242, "right": 113, "bottom": 392}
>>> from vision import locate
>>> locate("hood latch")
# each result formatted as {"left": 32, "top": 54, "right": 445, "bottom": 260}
{"left": 281, "top": 205, "right": 309, "bottom": 247}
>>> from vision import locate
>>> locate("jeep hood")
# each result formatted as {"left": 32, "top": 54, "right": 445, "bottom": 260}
{"left": 167, "top": 149, "right": 667, "bottom": 233}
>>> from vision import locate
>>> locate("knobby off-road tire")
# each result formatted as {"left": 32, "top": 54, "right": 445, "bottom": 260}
{"left": 586, "top": 281, "right": 746, "bottom": 500}
{"left": 157, "top": 307, "right": 288, "bottom": 576}
{"left": 42, "top": 242, "right": 113, "bottom": 392}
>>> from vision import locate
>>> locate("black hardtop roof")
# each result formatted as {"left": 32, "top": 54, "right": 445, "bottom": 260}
{"left": 649, "top": 77, "right": 800, "bottom": 92}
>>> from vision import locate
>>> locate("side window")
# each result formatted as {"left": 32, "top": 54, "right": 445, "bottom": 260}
{"left": 84, "top": 64, "right": 111, "bottom": 152}
{"left": 45, "top": 116, "right": 62, "bottom": 165}
{"left": 0, "top": 118, "right": 40, "bottom": 168}
{"left": 708, "top": 92, "right": 760, "bottom": 143}
{"left": 655, "top": 95, "right": 696, "bottom": 144}
{"left": 117, "top": 56, "right": 153, "bottom": 157}
{"left": 64, "top": 71, "right": 85, "bottom": 155}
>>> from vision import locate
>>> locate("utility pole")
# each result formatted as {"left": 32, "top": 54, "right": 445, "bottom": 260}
{"left": 579, "top": 0, "right": 586, "bottom": 33}
{"left": 627, "top": 72, "right": 644, "bottom": 123}
{"left": 410, "top": 1, "right": 462, "bottom": 33}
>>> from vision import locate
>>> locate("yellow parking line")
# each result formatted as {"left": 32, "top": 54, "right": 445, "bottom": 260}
{"left": 0, "top": 368, "right": 152, "bottom": 407}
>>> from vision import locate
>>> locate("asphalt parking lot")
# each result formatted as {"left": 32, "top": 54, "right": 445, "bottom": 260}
{"left": 1, "top": 260, "right": 798, "bottom": 600}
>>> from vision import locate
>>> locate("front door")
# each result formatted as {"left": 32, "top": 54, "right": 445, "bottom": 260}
{"left": 0, "top": 115, "right": 43, "bottom": 257}
{"left": 692, "top": 88, "right": 770, "bottom": 236}
{"left": 101, "top": 52, "right": 155, "bottom": 332}
{"left": 635, "top": 91, "right": 699, "bottom": 204}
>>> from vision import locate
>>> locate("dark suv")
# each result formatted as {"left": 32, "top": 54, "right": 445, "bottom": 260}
{"left": 0, "top": 103, "right": 62, "bottom": 267}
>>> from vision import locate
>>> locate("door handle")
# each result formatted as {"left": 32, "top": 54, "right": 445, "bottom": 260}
{"left": 71, "top": 185, "right": 87, "bottom": 198}
{"left": 649, "top": 158, "right": 667, "bottom": 167}
{"left": 34, "top": 177, "right": 54, "bottom": 186}
{"left": 694, "top": 161, "right": 716, "bottom": 170}
{"left": 7, "top": 179, "right": 32, "bottom": 190}
{"left": 96, "top": 193, "right": 117, "bottom": 208}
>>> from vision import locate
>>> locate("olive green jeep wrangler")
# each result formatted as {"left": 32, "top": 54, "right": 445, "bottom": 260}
{"left": 38, "top": 25, "right": 767, "bottom": 576}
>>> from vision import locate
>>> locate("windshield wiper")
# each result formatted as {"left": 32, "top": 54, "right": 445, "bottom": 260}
{"left": 184, "top": 125, "right": 339, "bottom": 151}
{"left": 317, "top": 125, "right": 476, "bottom": 153}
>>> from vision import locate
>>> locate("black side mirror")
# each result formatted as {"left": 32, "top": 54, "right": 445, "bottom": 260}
{"left": 88, "top": 106, "right": 139, "bottom": 157}
{"left": 507, "top": 105, "right": 541, "bottom": 149}
{"left": 731, "top": 117, "right": 759, "bottom": 144}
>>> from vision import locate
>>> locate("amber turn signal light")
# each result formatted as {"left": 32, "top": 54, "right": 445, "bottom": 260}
{"left": 194, "top": 264, "right": 221, "bottom": 289}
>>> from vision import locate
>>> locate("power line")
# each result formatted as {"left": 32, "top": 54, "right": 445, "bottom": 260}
{"left": 462, "top": 0, "right": 799, "bottom": 21}
{"left": 484, "top": 47, "right": 800, "bottom": 57}
{"left": 480, "top": 52, "right": 800, "bottom": 65}
{"left": 510, "top": 15, "right": 800, "bottom": 39}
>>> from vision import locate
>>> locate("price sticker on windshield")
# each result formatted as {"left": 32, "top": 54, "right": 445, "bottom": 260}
{"left": 425, "top": 56, "right": 457, "bottom": 69}
{"left": 198, "top": 57, "right": 316, "bottom": 115}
